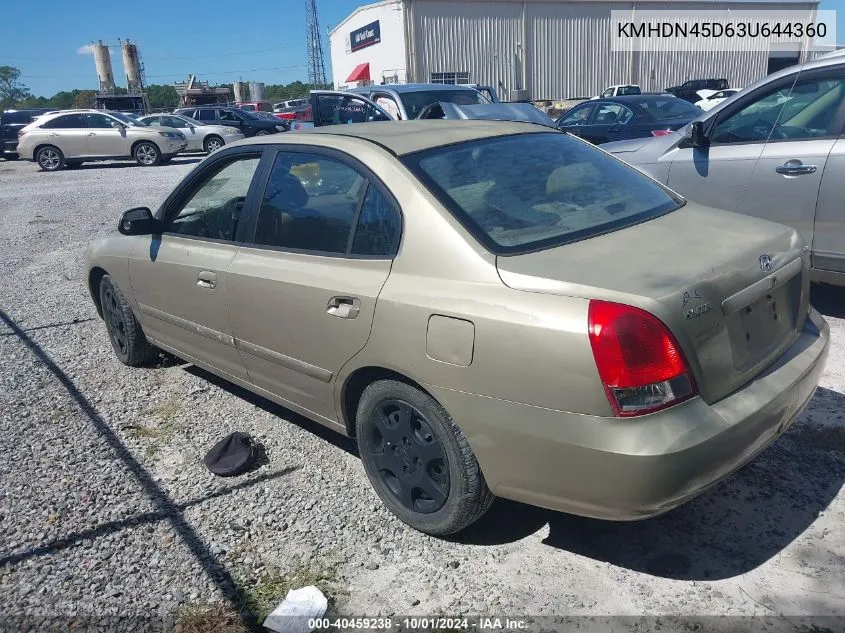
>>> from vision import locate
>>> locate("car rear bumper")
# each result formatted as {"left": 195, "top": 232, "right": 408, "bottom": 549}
{"left": 427, "top": 308, "right": 830, "bottom": 520}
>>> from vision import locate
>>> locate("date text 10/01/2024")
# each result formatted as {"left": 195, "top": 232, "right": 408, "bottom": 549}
{"left": 309, "top": 617, "right": 528, "bottom": 630}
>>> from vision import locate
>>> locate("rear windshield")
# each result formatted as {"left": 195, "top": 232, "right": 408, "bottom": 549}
{"left": 636, "top": 98, "right": 701, "bottom": 120}
{"left": 398, "top": 90, "right": 490, "bottom": 119}
{"left": 403, "top": 132, "right": 683, "bottom": 254}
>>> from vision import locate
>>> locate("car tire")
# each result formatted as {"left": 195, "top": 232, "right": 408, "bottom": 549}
{"left": 204, "top": 135, "right": 224, "bottom": 153}
{"left": 254, "top": 130, "right": 270, "bottom": 136}
{"left": 355, "top": 379, "right": 494, "bottom": 536}
{"left": 36, "top": 146, "right": 65, "bottom": 172}
{"left": 134, "top": 141, "right": 161, "bottom": 166}
{"left": 98, "top": 274, "right": 157, "bottom": 366}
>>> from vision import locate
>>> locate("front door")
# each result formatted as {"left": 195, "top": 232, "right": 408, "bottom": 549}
{"left": 555, "top": 102, "right": 596, "bottom": 137}
{"left": 128, "top": 149, "right": 265, "bottom": 380}
{"left": 666, "top": 72, "right": 803, "bottom": 215}
{"left": 84, "top": 113, "right": 128, "bottom": 157}
{"left": 723, "top": 72, "right": 845, "bottom": 247}
{"left": 309, "top": 91, "right": 394, "bottom": 127}
{"left": 228, "top": 147, "right": 401, "bottom": 422}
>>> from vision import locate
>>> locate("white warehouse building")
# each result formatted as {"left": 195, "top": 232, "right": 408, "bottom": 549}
{"left": 329, "top": 0, "right": 823, "bottom": 101}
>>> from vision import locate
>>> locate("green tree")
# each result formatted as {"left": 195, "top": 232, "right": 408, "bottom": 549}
{"left": 73, "top": 90, "right": 96, "bottom": 108}
{"left": 145, "top": 84, "right": 179, "bottom": 109}
{"left": 0, "top": 66, "right": 32, "bottom": 107}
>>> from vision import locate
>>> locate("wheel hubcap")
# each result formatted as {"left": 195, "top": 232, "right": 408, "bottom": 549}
{"left": 366, "top": 400, "right": 449, "bottom": 514}
{"left": 40, "top": 150, "right": 59, "bottom": 169}
{"left": 102, "top": 288, "right": 128, "bottom": 356}
{"left": 207, "top": 139, "right": 221, "bottom": 151}
{"left": 137, "top": 145, "right": 156, "bottom": 164}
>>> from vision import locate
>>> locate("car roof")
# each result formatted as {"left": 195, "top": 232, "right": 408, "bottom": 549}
{"left": 235, "top": 120, "right": 553, "bottom": 156}
{"left": 592, "top": 95, "right": 687, "bottom": 104}
{"left": 349, "top": 83, "right": 481, "bottom": 94}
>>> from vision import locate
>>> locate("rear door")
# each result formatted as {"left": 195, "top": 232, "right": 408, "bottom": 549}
{"left": 227, "top": 146, "right": 401, "bottom": 422}
{"left": 39, "top": 113, "right": 91, "bottom": 157}
{"left": 309, "top": 91, "right": 394, "bottom": 127}
{"left": 128, "top": 147, "right": 266, "bottom": 380}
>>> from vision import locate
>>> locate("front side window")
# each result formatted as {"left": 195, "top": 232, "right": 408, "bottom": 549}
{"left": 635, "top": 98, "right": 700, "bottom": 121}
{"left": 314, "top": 95, "right": 391, "bottom": 125}
{"left": 712, "top": 76, "right": 845, "bottom": 144}
{"left": 86, "top": 113, "right": 119, "bottom": 129}
{"left": 404, "top": 132, "right": 683, "bottom": 254}
{"left": 167, "top": 155, "right": 261, "bottom": 241}
{"left": 144, "top": 116, "right": 161, "bottom": 125}
{"left": 41, "top": 114, "right": 88, "bottom": 129}
{"left": 254, "top": 152, "right": 369, "bottom": 254}
{"left": 558, "top": 104, "right": 595, "bottom": 126}
{"left": 601, "top": 88, "right": 614, "bottom": 98}
{"left": 162, "top": 116, "right": 189, "bottom": 129}
{"left": 219, "top": 110, "right": 241, "bottom": 122}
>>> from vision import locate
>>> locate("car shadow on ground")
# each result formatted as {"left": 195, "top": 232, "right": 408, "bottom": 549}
{"left": 72, "top": 158, "right": 202, "bottom": 171}
{"left": 183, "top": 365, "right": 359, "bottom": 457}
{"left": 811, "top": 283, "right": 845, "bottom": 319}
{"left": 457, "top": 386, "right": 845, "bottom": 581}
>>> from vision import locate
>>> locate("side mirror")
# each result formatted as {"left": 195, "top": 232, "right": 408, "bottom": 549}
{"left": 118, "top": 207, "right": 160, "bottom": 236}
{"left": 682, "top": 120, "right": 709, "bottom": 148}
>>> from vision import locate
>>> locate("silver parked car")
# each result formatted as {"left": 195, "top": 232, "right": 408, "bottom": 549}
{"left": 601, "top": 52, "right": 845, "bottom": 286}
{"left": 137, "top": 114, "right": 244, "bottom": 153}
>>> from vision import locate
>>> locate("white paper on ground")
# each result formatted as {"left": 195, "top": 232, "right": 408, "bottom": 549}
{"left": 262, "top": 585, "right": 328, "bottom": 633}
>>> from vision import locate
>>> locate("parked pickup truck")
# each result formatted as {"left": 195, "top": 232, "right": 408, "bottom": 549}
{"left": 592, "top": 84, "right": 641, "bottom": 99}
{"left": 665, "top": 78, "right": 729, "bottom": 103}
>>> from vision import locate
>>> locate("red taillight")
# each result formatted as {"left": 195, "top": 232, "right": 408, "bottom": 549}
{"left": 651, "top": 129, "right": 672, "bottom": 137}
{"left": 588, "top": 300, "right": 697, "bottom": 417}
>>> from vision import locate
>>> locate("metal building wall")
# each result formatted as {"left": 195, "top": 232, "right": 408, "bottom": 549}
{"left": 406, "top": 1, "right": 523, "bottom": 94}
{"left": 406, "top": 0, "right": 818, "bottom": 100}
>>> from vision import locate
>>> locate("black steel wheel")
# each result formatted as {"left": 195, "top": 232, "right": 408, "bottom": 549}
{"left": 98, "top": 274, "right": 156, "bottom": 366}
{"left": 356, "top": 380, "right": 494, "bottom": 535}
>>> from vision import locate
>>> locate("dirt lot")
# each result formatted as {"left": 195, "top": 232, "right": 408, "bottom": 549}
{"left": 1, "top": 157, "right": 844, "bottom": 631}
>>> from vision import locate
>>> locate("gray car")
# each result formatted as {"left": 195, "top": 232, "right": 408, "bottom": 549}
{"left": 601, "top": 51, "right": 845, "bottom": 286}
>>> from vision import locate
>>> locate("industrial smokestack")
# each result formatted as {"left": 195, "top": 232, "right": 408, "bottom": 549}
{"left": 233, "top": 81, "right": 247, "bottom": 103}
{"left": 249, "top": 81, "right": 266, "bottom": 101}
{"left": 121, "top": 40, "right": 143, "bottom": 92}
{"left": 93, "top": 41, "right": 115, "bottom": 92}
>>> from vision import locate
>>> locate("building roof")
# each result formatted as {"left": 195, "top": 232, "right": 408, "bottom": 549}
{"left": 236, "top": 120, "right": 553, "bottom": 156}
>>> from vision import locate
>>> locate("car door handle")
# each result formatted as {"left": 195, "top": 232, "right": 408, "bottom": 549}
{"left": 327, "top": 296, "right": 360, "bottom": 319}
{"left": 87, "top": 132, "right": 96, "bottom": 136}
{"left": 776, "top": 160, "right": 817, "bottom": 175}
{"left": 197, "top": 271, "right": 217, "bottom": 289}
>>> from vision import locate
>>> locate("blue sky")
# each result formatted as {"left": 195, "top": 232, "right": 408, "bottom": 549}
{"left": 4, "top": 0, "right": 845, "bottom": 97}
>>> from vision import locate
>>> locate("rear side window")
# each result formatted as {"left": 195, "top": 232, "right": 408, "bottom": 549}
{"left": 254, "top": 152, "right": 367, "bottom": 254}
{"left": 196, "top": 109, "right": 217, "bottom": 122}
{"left": 41, "top": 114, "right": 88, "bottom": 129}
{"left": 403, "top": 132, "right": 682, "bottom": 254}
{"left": 351, "top": 186, "right": 400, "bottom": 256}
{"left": 636, "top": 98, "right": 700, "bottom": 120}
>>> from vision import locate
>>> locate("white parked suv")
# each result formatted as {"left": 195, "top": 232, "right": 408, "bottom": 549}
{"left": 17, "top": 109, "right": 188, "bottom": 171}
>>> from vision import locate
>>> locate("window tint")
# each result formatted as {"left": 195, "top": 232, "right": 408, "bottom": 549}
{"left": 618, "top": 86, "right": 640, "bottom": 96}
{"left": 4, "top": 111, "right": 37, "bottom": 123}
{"left": 593, "top": 103, "right": 633, "bottom": 125}
{"left": 86, "top": 113, "right": 118, "bottom": 129}
{"left": 219, "top": 110, "right": 241, "bottom": 122}
{"left": 162, "top": 116, "right": 188, "bottom": 128}
{"left": 168, "top": 156, "right": 261, "bottom": 241}
{"left": 558, "top": 104, "right": 594, "bottom": 126}
{"left": 636, "top": 98, "right": 700, "bottom": 120}
{"left": 314, "top": 95, "right": 390, "bottom": 125}
{"left": 712, "top": 76, "right": 845, "bottom": 144}
{"left": 403, "top": 133, "right": 682, "bottom": 253}
{"left": 41, "top": 114, "right": 88, "bottom": 129}
{"left": 254, "top": 153, "right": 367, "bottom": 253}
{"left": 196, "top": 109, "right": 217, "bottom": 122}
{"left": 398, "top": 90, "right": 487, "bottom": 119}
{"left": 351, "top": 185, "right": 400, "bottom": 256}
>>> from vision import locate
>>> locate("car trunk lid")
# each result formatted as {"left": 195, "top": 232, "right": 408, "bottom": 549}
{"left": 496, "top": 204, "right": 811, "bottom": 405}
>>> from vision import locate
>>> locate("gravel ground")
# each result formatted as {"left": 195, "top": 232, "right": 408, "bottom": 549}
{"left": 0, "top": 157, "right": 843, "bottom": 631}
